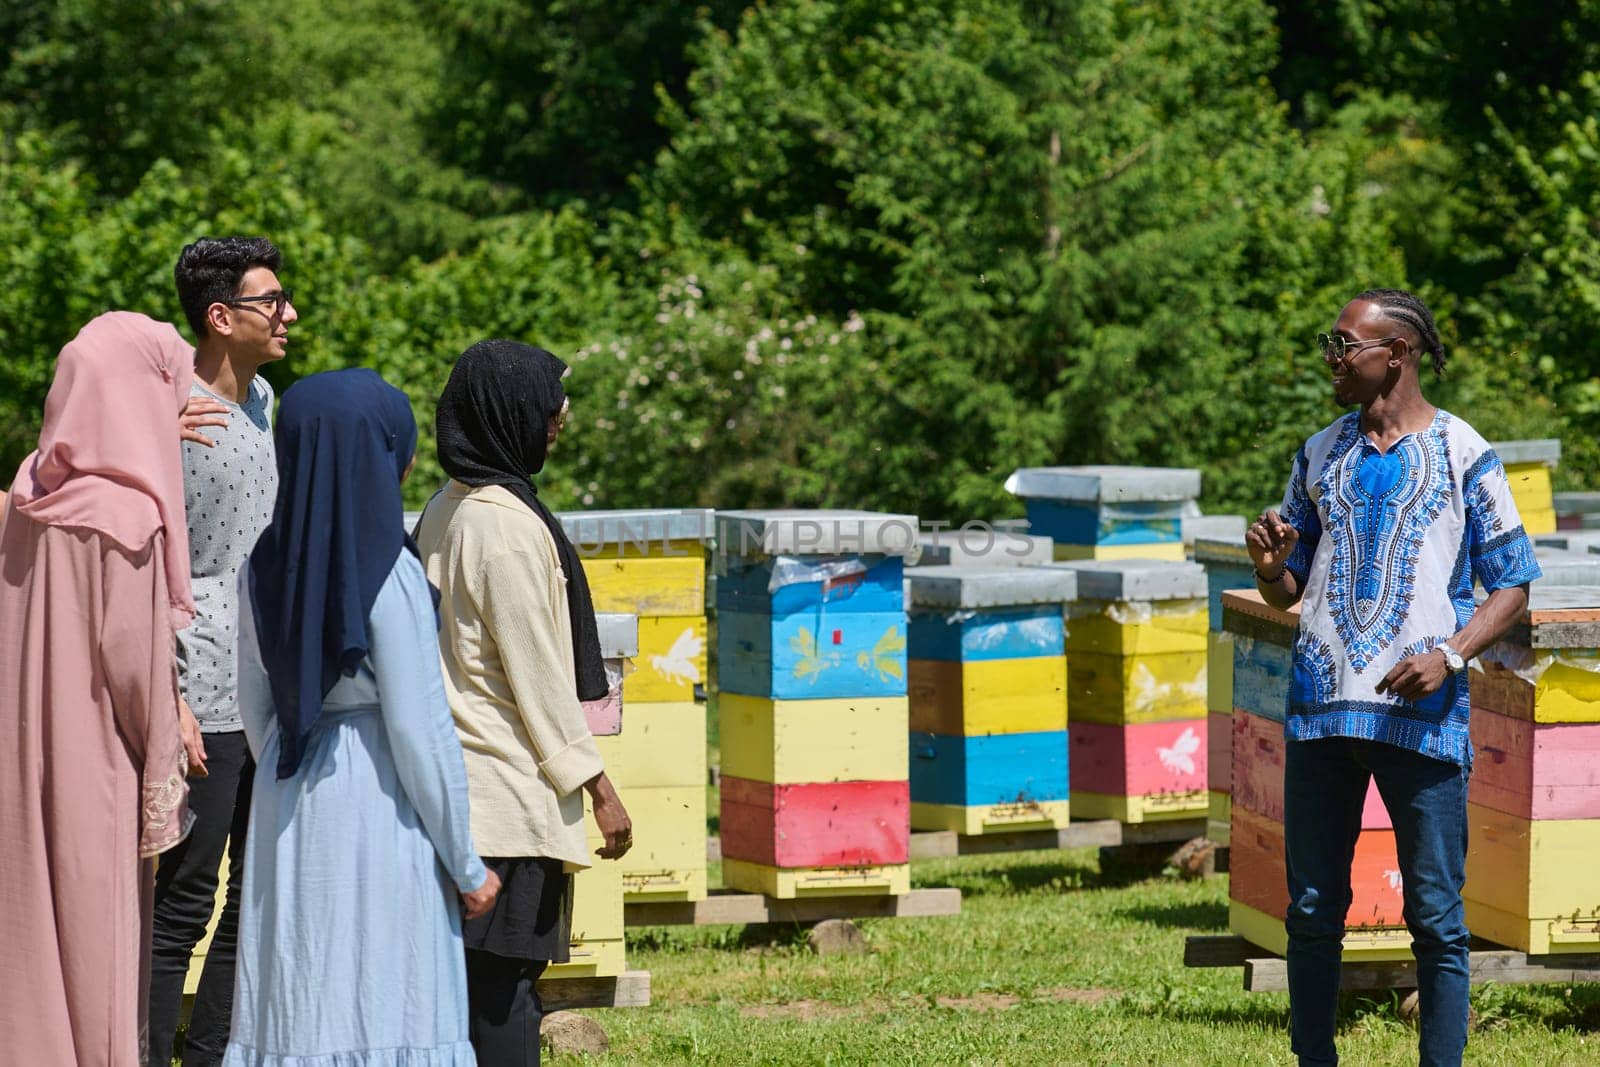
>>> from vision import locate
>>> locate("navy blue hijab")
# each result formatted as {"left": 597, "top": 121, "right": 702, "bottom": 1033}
{"left": 248, "top": 368, "right": 420, "bottom": 779}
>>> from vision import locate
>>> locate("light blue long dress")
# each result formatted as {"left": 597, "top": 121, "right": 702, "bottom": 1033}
{"left": 225, "top": 553, "right": 486, "bottom": 1067}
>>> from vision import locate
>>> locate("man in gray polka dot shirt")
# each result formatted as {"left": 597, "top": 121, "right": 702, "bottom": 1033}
{"left": 149, "top": 237, "right": 297, "bottom": 1067}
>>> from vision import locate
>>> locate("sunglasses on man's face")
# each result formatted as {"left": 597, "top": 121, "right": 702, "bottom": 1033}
{"left": 1317, "top": 332, "right": 1400, "bottom": 365}
{"left": 221, "top": 288, "right": 294, "bottom": 316}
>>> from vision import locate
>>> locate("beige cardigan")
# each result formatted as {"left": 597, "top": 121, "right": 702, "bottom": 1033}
{"left": 417, "top": 482, "right": 604, "bottom": 866}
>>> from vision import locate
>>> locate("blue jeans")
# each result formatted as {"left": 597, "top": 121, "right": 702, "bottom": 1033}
{"left": 1283, "top": 737, "right": 1471, "bottom": 1067}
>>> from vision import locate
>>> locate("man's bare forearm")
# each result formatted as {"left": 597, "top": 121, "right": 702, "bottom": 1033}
{"left": 1449, "top": 583, "right": 1530, "bottom": 661}
{"left": 1256, "top": 569, "right": 1303, "bottom": 612}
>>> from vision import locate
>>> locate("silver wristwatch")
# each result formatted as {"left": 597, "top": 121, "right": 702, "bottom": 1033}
{"left": 1436, "top": 642, "right": 1465, "bottom": 673}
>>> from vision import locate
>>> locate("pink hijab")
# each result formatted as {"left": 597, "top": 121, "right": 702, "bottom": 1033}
{"left": 10, "top": 312, "right": 196, "bottom": 629}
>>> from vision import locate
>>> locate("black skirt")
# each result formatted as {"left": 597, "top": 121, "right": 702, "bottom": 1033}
{"left": 463, "top": 856, "right": 573, "bottom": 963}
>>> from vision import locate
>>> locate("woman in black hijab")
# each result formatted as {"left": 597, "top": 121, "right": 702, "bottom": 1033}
{"left": 416, "top": 341, "right": 631, "bottom": 1067}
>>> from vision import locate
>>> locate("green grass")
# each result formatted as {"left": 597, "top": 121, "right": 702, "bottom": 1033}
{"left": 582, "top": 847, "right": 1600, "bottom": 1065}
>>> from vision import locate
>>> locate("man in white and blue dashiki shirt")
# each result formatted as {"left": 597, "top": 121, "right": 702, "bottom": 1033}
{"left": 1246, "top": 288, "right": 1541, "bottom": 1067}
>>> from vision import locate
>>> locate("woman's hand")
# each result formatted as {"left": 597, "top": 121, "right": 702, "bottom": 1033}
{"left": 587, "top": 772, "right": 633, "bottom": 859}
{"left": 462, "top": 866, "right": 502, "bottom": 920}
{"left": 180, "top": 396, "right": 231, "bottom": 447}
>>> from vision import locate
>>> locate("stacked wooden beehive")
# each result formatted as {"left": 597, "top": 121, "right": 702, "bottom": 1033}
{"left": 549, "top": 611, "right": 636, "bottom": 979}
{"left": 1055, "top": 559, "right": 1210, "bottom": 823}
{"left": 1004, "top": 466, "right": 1201, "bottom": 562}
{"left": 1222, "top": 590, "right": 1411, "bottom": 959}
{"left": 560, "top": 508, "right": 714, "bottom": 904}
{"left": 1491, "top": 439, "right": 1560, "bottom": 536}
{"left": 1554, "top": 491, "right": 1600, "bottom": 532}
{"left": 1192, "top": 536, "right": 1259, "bottom": 847}
{"left": 1465, "top": 587, "right": 1600, "bottom": 955}
{"left": 905, "top": 565, "right": 1077, "bottom": 836}
{"left": 715, "top": 509, "right": 918, "bottom": 897}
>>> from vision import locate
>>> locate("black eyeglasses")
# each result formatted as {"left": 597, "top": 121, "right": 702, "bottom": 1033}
{"left": 221, "top": 288, "right": 294, "bottom": 316}
{"left": 1317, "top": 332, "right": 1400, "bottom": 365}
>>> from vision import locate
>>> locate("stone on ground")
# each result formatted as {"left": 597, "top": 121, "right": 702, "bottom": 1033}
{"left": 541, "top": 1011, "right": 609, "bottom": 1057}
{"left": 807, "top": 918, "right": 869, "bottom": 955}
{"left": 1167, "top": 837, "right": 1218, "bottom": 879}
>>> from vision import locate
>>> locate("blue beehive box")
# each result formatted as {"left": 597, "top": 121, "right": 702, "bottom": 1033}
{"left": 910, "top": 731, "right": 1069, "bottom": 807}
{"left": 1193, "top": 537, "right": 1258, "bottom": 631}
{"left": 1004, "top": 466, "right": 1200, "bottom": 560}
{"left": 715, "top": 510, "right": 918, "bottom": 700}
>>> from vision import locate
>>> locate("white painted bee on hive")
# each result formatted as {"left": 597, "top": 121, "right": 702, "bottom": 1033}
{"left": 651, "top": 627, "right": 703, "bottom": 685}
{"left": 1158, "top": 726, "right": 1200, "bottom": 776}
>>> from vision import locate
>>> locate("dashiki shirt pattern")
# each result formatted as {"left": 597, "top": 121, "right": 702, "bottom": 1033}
{"left": 1279, "top": 409, "right": 1542, "bottom": 765}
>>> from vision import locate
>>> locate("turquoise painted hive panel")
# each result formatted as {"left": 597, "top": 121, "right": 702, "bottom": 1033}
{"left": 1232, "top": 636, "right": 1292, "bottom": 723}
{"left": 718, "top": 609, "right": 908, "bottom": 699}
{"left": 908, "top": 606, "right": 1065, "bottom": 663}
{"left": 910, "top": 730, "right": 1069, "bottom": 807}
{"left": 1023, "top": 499, "right": 1186, "bottom": 547}
{"left": 1201, "top": 562, "right": 1257, "bottom": 630}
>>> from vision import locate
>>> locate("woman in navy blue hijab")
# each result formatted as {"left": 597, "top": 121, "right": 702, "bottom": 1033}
{"left": 227, "top": 369, "right": 500, "bottom": 1067}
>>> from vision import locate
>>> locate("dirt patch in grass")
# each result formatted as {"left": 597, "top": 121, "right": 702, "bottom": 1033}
{"left": 1039, "top": 986, "right": 1115, "bottom": 1006}
{"left": 936, "top": 993, "right": 1022, "bottom": 1012}
{"left": 740, "top": 999, "right": 862, "bottom": 1021}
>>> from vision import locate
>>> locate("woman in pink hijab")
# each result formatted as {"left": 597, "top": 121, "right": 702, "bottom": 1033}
{"left": 0, "top": 311, "right": 200, "bottom": 1066}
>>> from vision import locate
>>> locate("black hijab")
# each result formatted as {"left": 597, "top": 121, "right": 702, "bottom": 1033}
{"left": 434, "top": 340, "right": 608, "bottom": 702}
{"left": 248, "top": 368, "right": 421, "bottom": 779}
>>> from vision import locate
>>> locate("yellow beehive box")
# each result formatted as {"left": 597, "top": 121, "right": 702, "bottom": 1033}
{"left": 1463, "top": 803, "right": 1600, "bottom": 954}
{"left": 544, "top": 938, "right": 627, "bottom": 979}
{"left": 720, "top": 694, "right": 909, "bottom": 784}
{"left": 576, "top": 537, "right": 706, "bottom": 560}
{"left": 627, "top": 615, "right": 707, "bottom": 702}
{"left": 595, "top": 732, "right": 625, "bottom": 779}
{"left": 907, "top": 656, "right": 1067, "bottom": 736}
{"left": 616, "top": 784, "right": 708, "bottom": 902}
{"left": 570, "top": 806, "right": 625, "bottom": 939}
{"left": 720, "top": 859, "right": 911, "bottom": 899}
{"left": 1053, "top": 542, "right": 1187, "bottom": 562}
{"left": 1065, "top": 603, "right": 1207, "bottom": 657}
{"left": 1229, "top": 900, "right": 1414, "bottom": 962}
{"left": 1506, "top": 464, "right": 1555, "bottom": 535}
{"left": 182, "top": 855, "right": 231, "bottom": 996}
{"left": 1067, "top": 650, "right": 1208, "bottom": 725}
{"left": 1474, "top": 658, "right": 1600, "bottom": 724}
{"left": 1070, "top": 789, "right": 1208, "bottom": 823}
{"left": 615, "top": 700, "right": 706, "bottom": 789}
{"left": 580, "top": 555, "right": 705, "bottom": 617}
{"left": 909, "top": 799, "right": 1070, "bottom": 836}
{"left": 1207, "top": 631, "right": 1234, "bottom": 715}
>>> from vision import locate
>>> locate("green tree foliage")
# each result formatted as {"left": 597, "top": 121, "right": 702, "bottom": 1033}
{"left": 422, "top": 0, "right": 746, "bottom": 208}
{"left": 0, "top": 0, "right": 1593, "bottom": 515}
{"left": 646, "top": 0, "right": 1408, "bottom": 516}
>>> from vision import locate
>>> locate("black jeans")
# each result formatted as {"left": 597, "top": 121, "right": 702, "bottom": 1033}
{"left": 148, "top": 731, "right": 255, "bottom": 1067}
{"left": 466, "top": 949, "right": 550, "bottom": 1067}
